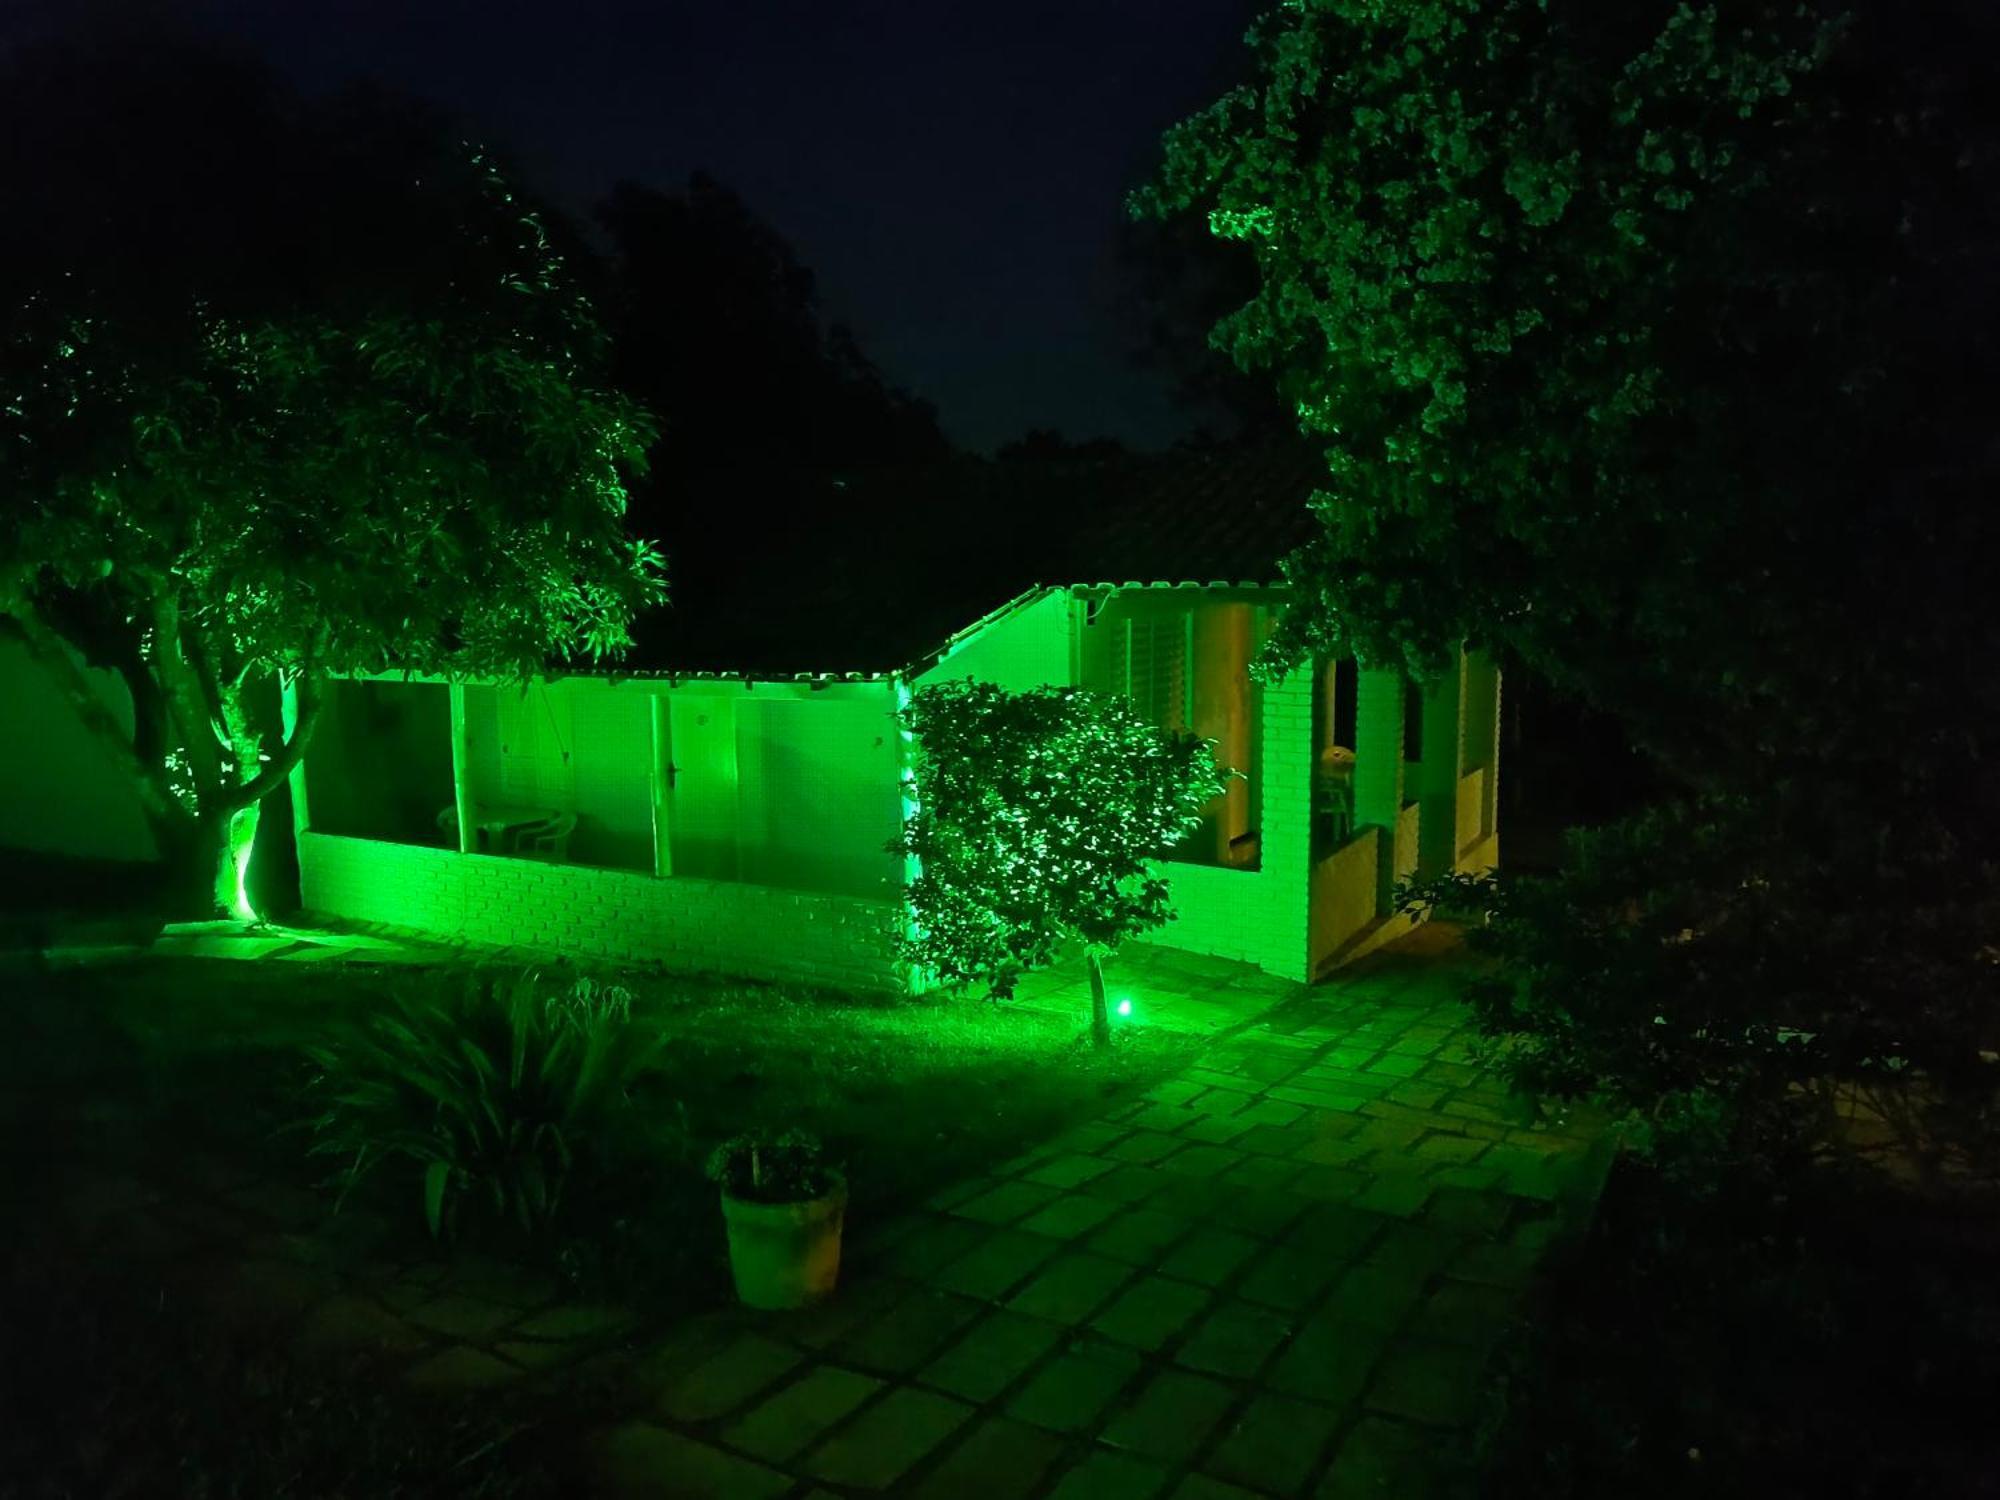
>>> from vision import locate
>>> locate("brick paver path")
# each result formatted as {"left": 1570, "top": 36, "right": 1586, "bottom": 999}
{"left": 589, "top": 933, "right": 1615, "bottom": 1499}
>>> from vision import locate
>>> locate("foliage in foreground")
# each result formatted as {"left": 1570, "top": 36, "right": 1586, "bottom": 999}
{"left": 896, "top": 680, "right": 1229, "bottom": 1043}
{"left": 0, "top": 1245, "right": 566, "bottom": 1499}
{"left": 1479, "top": 1156, "right": 2000, "bottom": 1498}
{"left": 1144, "top": 0, "right": 2000, "bottom": 1179}
{"left": 1401, "top": 799, "right": 2000, "bottom": 1184}
{"left": 303, "top": 970, "right": 668, "bottom": 1241}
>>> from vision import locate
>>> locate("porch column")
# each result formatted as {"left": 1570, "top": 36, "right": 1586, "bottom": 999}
{"left": 1416, "top": 652, "right": 1466, "bottom": 878}
{"left": 448, "top": 683, "right": 475, "bottom": 854}
{"left": 648, "top": 694, "right": 673, "bottom": 877}
{"left": 1352, "top": 667, "right": 1406, "bottom": 913}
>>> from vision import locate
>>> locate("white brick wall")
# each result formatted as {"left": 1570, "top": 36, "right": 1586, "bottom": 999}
{"left": 1149, "top": 666, "right": 1313, "bottom": 982}
{"left": 299, "top": 832, "right": 906, "bottom": 992}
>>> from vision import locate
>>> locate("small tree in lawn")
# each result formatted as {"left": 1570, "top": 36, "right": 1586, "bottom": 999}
{"left": 896, "top": 681, "right": 1230, "bottom": 1049}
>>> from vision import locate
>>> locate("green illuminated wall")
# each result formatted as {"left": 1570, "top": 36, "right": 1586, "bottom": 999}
{"left": 290, "top": 590, "right": 1500, "bottom": 992}
{"left": 0, "top": 636, "right": 158, "bottom": 862}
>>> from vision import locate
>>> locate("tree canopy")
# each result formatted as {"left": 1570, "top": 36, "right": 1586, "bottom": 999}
{"left": 0, "top": 39, "right": 662, "bottom": 912}
{"left": 1140, "top": 1, "right": 2000, "bottom": 1167}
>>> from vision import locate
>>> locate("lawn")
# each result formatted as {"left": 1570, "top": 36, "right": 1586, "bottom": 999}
{"left": 0, "top": 949, "right": 1202, "bottom": 1493}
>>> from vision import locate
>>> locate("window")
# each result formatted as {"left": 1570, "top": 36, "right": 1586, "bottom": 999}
{"left": 1402, "top": 676, "right": 1425, "bottom": 763}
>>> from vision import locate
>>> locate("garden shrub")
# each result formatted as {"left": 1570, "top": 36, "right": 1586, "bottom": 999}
{"left": 302, "top": 969, "right": 668, "bottom": 1240}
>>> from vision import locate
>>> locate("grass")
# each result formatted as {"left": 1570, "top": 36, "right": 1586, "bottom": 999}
{"left": 0, "top": 952, "right": 1201, "bottom": 1298}
{"left": 0, "top": 948, "right": 1205, "bottom": 1489}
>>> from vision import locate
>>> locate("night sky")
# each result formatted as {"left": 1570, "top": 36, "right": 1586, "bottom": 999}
{"left": 39, "top": 0, "right": 1264, "bottom": 453}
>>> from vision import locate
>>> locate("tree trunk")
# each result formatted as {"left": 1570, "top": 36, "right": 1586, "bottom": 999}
{"left": 1086, "top": 948, "right": 1112, "bottom": 1051}
{"left": 150, "top": 810, "right": 237, "bottom": 923}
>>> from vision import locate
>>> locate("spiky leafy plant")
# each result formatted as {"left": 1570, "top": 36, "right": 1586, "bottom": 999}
{"left": 303, "top": 970, "right": 664, "bottom": 1240}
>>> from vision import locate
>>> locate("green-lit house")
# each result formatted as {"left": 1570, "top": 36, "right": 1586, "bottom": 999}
{"left": 290, "top": 449, "right": 1501, "bottom": 990}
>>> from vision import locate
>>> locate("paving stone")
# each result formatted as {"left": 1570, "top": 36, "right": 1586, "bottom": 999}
{"left": 934, "top": 1175, "right": 1002, "bottom": 1211}
{"left": 1285, "top": 1203, "right": 1385, "bottom": 1262}
{"left": 802, "top": 1386, "right": 972, "bottom": 1490}
{"left": 1351, "top": 1119, "right": 1427, "bottom": 1153}
{"left": 404, "top": 1344, "right": 520, "bottom": 1392}
{"left": 1234, "top": 1098, "right": 1308, "bottom": 1129}
{"left": 1429, "top": 1165, "right": 1507, "bottom": 1194}
{"left": 837, "top": 1287, "right": 982, "bottom": 1375}
{"left": 1174, "top": 1298, "right": 1294, "bottom": 1379}
{"left": 955, "top": 1179, "right": 1064, "bottom": 1226}
{"left": 404, "top": 1291, "right": 521, "bottom": 1342}
{"left": 1236, "top": 1244, "right": 1342, "bottom": 1312}
{"left": 1006, "top": 1339, "right": 1144, "bottom": 1434}
{"left": 1290, "top": 1165, "right": 1369, "bottom": 1202}
{"left": 1088, "top": 1164, "right": 1174, "bottom": 1205}
{"left": 1090, "top": 1275, "right": 1211, "bottom": 1352}
{"left": 1363, "top": 1053, "right": 1427, "bottom": 1078}
{"left": 655, "top": 1334, "right": 803, "bottom": 1422}
{"left": 1201, "top": 1392, "right": 1345, "bottom": 1497}
{"left": 1128, "top": 1103, "right": 1204, "bottom": 1134}
{"left": 1007, "top": 1252, "right": 1133, "bottom": 1324}
{"left": 1144, "top": 1177, "right": 1237, "bottom": 1222}
{"left": 1158, "top": 1144, "right": 1245, "bottom": 1179}
{"left": 1205, "top": 1187, "right": 1310, "bottom": 1241}
{"left": 1321, "top": 1261, "right": 1431, "bottom": 1334}
{"left": 1024, "top": 1153, "right": 1118, "bottom": 1189}
{"left": 1020, "top": 1194, "right": 1124, "bottom": 1240}
{"left": 1144, "top": 1078, "right": 1208, "bottom": 1106}
{"left": 1235, "top": 1123, "right": 1317, "bottom": 1158}
{"left": 1047, "top": 1448, "right": 1172, "bottom": 1500}
{"left": 1050, "top": 1121, "right": 1133, "bottom": 1155}
{"left": 1087, "top": 1206, "right": 1194, "bottom": 1265}
{"left": 912, "top": 1416, "right": 1067, "bottom": 1500}
{"left": 1159, "top": 1227, "right": 1262, "bottom": 1287}
{"left": 1218, "top": 1153, "right": 1303, "bottom": 1192}
{"left": 1293, "top": 1135, "right": 1372, "bottom": 1168}
{"left": 1363, "top": 1340, "right": 1486, "bottom": 1428}
{"left": 779, "top": 1273, "right": 909, "bottom": 1349}
{"left": 1383, "top": 1082, "right": 1450, "bottom": 1111}
{"left": 919, "top": 1309, "right": 1068, "bottom": 1403}
{"left": 1409, "top": 1131, "right": 1489, "bottom": 1166}
{"left": 591, "top": 1422, "right": 792, "bottom": 1500}
{"left": 1179, "top": 1111, "right": 1257, "bottom": 1145}
{"left": 1107, "top": 1130, "right": 1185, "bottom": 1165}
{"left": 1315, "top": 1414, "right": 1453, "bottom": 1499}
{"left": 1172, "top": 1476, "right": 1266, "bottom": 1500}
{"left": 882, "top": 1215, "right": 993, "bottom": 1279}
{"left": 1446, "top": 1239, "right": 1544, "bottom": 1288}
{"left": 1348, "top": 1174, "right": 1433, "bottom": 1219}
{"left": 295, "top": 1294, "right": 432, "bottom": 1358}
{"left": 932, "top": 1228, "right": 1062, "bottom": 1300}
{"left": 1100, "top": 1368, "right": 1238, "bottom": 1464}
{"left": 512, "top": 1300, "right": 632, "bottom": 1341}
{"left": 722, "top": 1365, "right": 882, "bottom": 1464}
{"left": 1265, "top": 1313, "right": 1393, "bottom": 1405}
{"left": 1364, "top": 1222, "right": 1468, "bottom": 1280}
{"left": 1411, "top": 1279, "right": 1520, "bottom": 1350}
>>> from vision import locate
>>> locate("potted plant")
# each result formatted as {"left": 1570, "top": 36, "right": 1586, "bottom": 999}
{"left": 706, "top": 1129, "right": 845, "bottom": 1310}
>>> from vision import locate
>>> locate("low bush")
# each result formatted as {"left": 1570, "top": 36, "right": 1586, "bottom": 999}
{"left": 302, "top": 969, "right": 669, "bottom": 1241}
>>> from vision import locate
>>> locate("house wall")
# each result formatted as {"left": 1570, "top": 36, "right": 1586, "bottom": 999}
{"left": 915, "top": 587, "right": 1073, "bottom": 692}
{"left": 1150, "top": 665, "right": 1313, "bottom": 981}
{"left": 0, "top": 636, "right": 158, "bottom": 862}
{"left": 296, "top": 674, "right": 906, "bottom": 987}
{"left": 298, "top": 831, "right": 903, "bottom": 990}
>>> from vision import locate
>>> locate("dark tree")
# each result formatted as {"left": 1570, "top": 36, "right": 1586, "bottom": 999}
{"left": 1140, "top": 0, "right": 2000, "bottom": 1169}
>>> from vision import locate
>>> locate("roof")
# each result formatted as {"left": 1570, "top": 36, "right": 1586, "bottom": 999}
{"left": 618, "top": 438, "right": 1324, "bottom": 679}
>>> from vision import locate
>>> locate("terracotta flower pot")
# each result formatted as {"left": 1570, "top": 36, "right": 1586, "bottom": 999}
{"left": 719, "top": 1177, "right": 847, "bottom": 1310}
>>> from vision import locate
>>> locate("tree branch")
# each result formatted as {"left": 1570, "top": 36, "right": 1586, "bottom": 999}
{"left": 217, "top": 671, "right": 322, "bottom": 815}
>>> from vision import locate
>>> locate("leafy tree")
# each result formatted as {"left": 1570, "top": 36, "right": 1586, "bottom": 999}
{"left": 1139, "top": 1, "right": 2000, "bottom": 1166}
{"left": 897, "top": 681, "right": 1230, "bottom": 1048}
{"left": 0, "top": 41, "right": 663, "bottom": 917}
